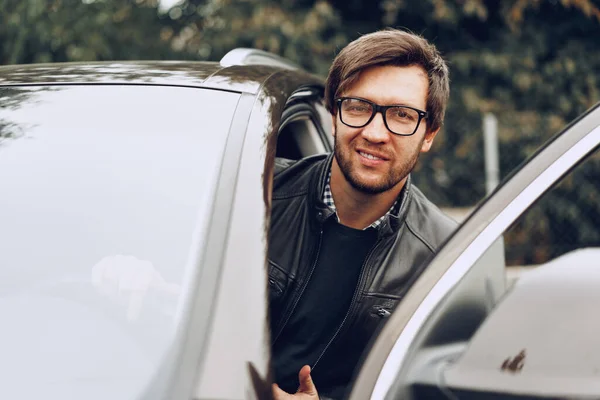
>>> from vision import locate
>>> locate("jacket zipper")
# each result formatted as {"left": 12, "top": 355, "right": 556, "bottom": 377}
{"left": 310, "top": 239, "right": 380, "bottom": 371}
{"left": 272, "top": 229, "right": 324, "bottom": 344}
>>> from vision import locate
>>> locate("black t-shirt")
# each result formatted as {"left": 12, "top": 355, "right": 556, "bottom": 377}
{"left": 272, "top": 217, "right": 378, "bottom": 392}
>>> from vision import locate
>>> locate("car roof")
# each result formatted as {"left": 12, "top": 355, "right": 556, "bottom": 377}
{"left": 0, "top": 59, "right": 321, "bottom": 95}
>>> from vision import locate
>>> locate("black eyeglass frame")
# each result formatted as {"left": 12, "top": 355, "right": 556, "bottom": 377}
{"left": 335, "top": 96, "right": 429, "bottom": 136}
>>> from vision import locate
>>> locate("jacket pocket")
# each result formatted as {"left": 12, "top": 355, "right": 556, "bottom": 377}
{"left": 369, "top": 298, "right": 399, "bottom": 320}
{"left": 267, "top": 260, "right": 289, "bottom": 302}
{"left": 268, "top": 276, "right": 284, "bottom": 297}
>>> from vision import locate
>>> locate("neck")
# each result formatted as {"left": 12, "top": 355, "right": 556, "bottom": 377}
{"left": 330, "top": 160, "right": 406, "bottom": 230}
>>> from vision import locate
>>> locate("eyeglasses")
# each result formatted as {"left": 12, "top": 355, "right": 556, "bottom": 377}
{"left": 335, "top": 97, "right": 428, "bottom": 136}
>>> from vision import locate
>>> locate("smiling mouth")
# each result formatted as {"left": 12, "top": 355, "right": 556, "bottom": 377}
{"left": 358, "top": 150, "right": 386, "bottom": 161}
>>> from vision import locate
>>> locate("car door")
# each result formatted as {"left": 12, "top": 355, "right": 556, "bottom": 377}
{"left": 190, "top": 78, "right": 330, "bottom": 400}
{"left": 348, "top": 103, "right": 600, "bottom": 399}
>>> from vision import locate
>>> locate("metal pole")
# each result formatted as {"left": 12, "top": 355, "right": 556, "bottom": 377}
{"left": 483, "top": 113, "right": 500, "bottom": 195}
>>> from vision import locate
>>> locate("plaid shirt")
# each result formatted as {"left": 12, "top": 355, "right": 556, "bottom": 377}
{"left": 323, "top": 171, "right": 399, "bottom": 230}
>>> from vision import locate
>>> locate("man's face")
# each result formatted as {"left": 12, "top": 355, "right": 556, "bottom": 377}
{"left": 332, "top": 64, "right": 439, "bottom": 194}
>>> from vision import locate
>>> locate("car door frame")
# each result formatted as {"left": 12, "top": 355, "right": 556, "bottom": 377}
{"left": 137, "top": 89, "right": 258, "bottom": 400}
{"left": 169, "top": 71, "right": 325, "bottom": 400}
{"left": 277, "top": 86, "right": 333, "bottom": 159}
{"left": 349, "top": 103, "right": 600, "bottom": 399}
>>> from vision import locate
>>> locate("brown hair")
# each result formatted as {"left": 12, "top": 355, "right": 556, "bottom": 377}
{"left": 325, "top": 29, "right": 449, "bottom": 133}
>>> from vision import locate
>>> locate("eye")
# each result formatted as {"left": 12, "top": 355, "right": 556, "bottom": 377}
{"left": 343, "top": 100, "right": 371, "bottom": 113}
{"left": 390, "top": 107, "right": 417, "bottom": 121}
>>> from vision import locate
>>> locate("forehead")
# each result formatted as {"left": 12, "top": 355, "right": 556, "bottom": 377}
{"left": 343, "top": 65, "right": 429, "bottom": 109}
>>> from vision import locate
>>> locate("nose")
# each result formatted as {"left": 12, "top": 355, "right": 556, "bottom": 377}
{"left": 361, "top": 111, "right": 391, "bottom": 143}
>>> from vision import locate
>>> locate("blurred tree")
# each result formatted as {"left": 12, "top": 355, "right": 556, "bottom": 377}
{"left": 1, "top": 0, "right": 599, "bottom": 264}
{"left": 161, "top": 0, "right": 348, "bottom": 74}
{"left": 505, "top": 149, "right": 600, "bottom": 266}
{"left": 0, "top": 0, "right": 176, "bottom": 64}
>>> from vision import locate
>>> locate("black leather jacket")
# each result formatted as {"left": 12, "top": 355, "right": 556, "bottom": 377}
{"left": 268, "top": 153, "right": 457, "bottom": 399}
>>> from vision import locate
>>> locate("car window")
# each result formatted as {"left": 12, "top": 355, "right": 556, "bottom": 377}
{"left": 504, "top": 150, "right": 600, "bottom": 269}
{"left": 277, "top": 101, "right": 332, "bottom": 159}
{"left": 0, "top": 85, "right": 239, "bottom": 400}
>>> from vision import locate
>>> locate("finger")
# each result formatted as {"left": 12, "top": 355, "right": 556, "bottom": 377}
{"left": 297, "top": 365, "right": 317, "bottom": 395}
{"left": 272, "top": 383, "right": 289, "bottom": 400}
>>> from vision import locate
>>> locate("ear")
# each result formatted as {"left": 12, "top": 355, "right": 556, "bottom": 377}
{"left": 331, "top": 114, "right": 337, "bottom": 138}
{"left": 420, "top": 127, "right": 440, "bottom": 153}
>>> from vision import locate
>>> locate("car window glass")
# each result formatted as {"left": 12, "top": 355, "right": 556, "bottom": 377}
{"left": 277, "top": 102, "right": 330, "bottom": 159}
{"left": 277, "top": 118, "right": 326, "bottom": 159}
{"left": 0, "top": 85, "right": 239, "bottom": 400}
{"left": 504, "top": 149, "right": 600, "bottom": 270}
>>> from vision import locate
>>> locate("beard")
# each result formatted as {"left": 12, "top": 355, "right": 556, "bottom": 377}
{"left": 333, "top": 131, "right": 424, "bottom": 195}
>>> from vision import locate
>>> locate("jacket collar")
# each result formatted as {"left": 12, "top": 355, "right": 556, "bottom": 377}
{"left": 310, "top": 153, "right": 412, "bottom": 237}
{"left": 311, "top": 153, "right": 336, "bottom": 228}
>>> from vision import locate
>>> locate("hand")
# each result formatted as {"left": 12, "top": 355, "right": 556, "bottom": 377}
{"left": 272, "top": 365, "right": 319, "bottom": 400}
{"left": 91, "top": 255, "right": 180, "bottom": 321}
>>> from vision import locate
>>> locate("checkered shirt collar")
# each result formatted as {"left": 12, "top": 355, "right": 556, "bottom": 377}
{"left": 323, "top": 171, "right": 399, "bottom": 230}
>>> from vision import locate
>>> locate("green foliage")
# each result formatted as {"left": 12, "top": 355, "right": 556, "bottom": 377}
{"left": 162, "top": 0, "right": 348, "bottom": 74}
{"left": 0, "top": 0, "right": 176, "bottom": 64}
{"left": 505, "top": 150, "right": 600, "bottom": 266}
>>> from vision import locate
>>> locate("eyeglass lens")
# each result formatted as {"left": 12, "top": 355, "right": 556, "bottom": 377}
{"left": 340, "top": 98, "right": 421, "bottom": 135}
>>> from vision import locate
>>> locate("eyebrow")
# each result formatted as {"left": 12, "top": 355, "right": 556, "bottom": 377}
{"left": 345, "top": 95, "right": 425, "bottom": 110}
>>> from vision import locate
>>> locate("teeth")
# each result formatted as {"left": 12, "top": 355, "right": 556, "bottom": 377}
{"left": 360, "top": 151, "right": 381, "bottom": 160}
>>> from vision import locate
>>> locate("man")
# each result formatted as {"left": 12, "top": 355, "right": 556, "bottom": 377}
{"left": 268, "top": 29, "right": 457, "bottom": 399}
